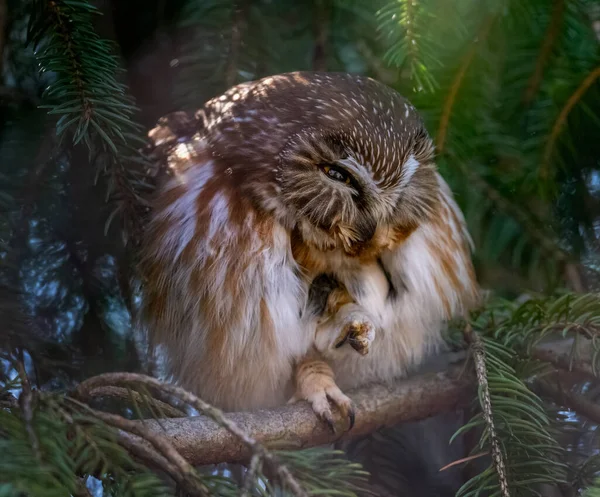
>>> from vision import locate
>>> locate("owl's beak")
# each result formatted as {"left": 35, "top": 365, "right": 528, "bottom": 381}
{"left": 336, "top": 215, "right": 377, "bottom": 256}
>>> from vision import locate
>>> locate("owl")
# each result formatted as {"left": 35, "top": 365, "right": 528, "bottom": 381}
{"left": 139, "top": 72, "right": 479, "bottom": 429}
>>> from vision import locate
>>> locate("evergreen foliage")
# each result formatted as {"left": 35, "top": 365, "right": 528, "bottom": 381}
{"left": 1, "top": 0, "right": 600, "bottom": 496}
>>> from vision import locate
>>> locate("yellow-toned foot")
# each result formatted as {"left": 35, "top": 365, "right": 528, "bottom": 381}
{"left": 289, "top": 357, "right": 355, "bottom": 433}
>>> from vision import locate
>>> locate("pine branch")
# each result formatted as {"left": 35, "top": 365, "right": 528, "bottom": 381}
{"left": 72, "top": 365, "right": 472, "bottom": 466}
{"left": 83, "top": 386, "right": 186, "bottom": 418}
{"left": 67, "top": 397, "right": 212, "bottom": 497}
{"left": 535, "top": 376, "right": 600, "bottom": 426}
{"left": 455, "top": 297, "right": 577, "bottom": 497}
{"left": 74, "top": 373, "right": 320, "bottom": 497}
{"left": 463, "top": 325, "right": 511, "bottom": 497}
{"left": 377, "top": 0, "right": 441, "bottom": 92}
{"left": 522, "top": 0, "right": 566, "bottom": 105}
{"left": 541, "top": 65, "right": 600, "bottom": 179}
{"left": 435, "top": 14, "right": 496, "bottom": 153}
{"left": 27, "top": 0, "right": 150, "bottom": 249}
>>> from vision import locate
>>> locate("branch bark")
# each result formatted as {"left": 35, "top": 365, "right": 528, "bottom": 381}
{"left": 133, "top": 365, "right": 474, "bottom": 466}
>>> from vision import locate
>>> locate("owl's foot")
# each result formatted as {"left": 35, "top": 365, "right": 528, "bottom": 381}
{"left": 315, "top": 303, "right": 377, "bottom": 357}
{"left": 334, "top": 318, "right": 375, "bottom": 355}
{"left": 289, "top": 357, "right": 355, "bottom": 433}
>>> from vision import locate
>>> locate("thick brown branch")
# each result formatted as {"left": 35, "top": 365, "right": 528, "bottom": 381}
{"left": 132, "top": 365, "right": 473, "bottom": 466}
{"left": 532, "top": 337, "right": 596, "bottom": 380}
{"left": 535, "top": 378, "right": 600, "bottom": 425}
{"left": 75, "top": 371, "right": 310, "bottom": 496}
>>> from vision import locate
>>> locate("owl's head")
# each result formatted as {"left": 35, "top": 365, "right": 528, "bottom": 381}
{"left": 277, "top": 120, "right": 438, "bottom": 257}
{"left": 202, "top": 72, "right": 440, "bottom": 258}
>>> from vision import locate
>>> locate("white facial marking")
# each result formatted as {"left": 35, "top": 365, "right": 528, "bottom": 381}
{"left": 399, "top": 154, "right": 420, "bottom": 188}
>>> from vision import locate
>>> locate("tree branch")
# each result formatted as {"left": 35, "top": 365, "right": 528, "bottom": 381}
{"left": 535, "top": 377, "right": 600, "bottom": 425}
{"left": 130, "top": 365, "right": 473, "bottom": 466}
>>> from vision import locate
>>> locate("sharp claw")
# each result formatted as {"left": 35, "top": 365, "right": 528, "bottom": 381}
{"left": 348, "top": 336, "right": 369, "bottom": 355}
{"left": 347, "top": 407, "right": 356, "bottom": 431}
{"left": 323, "top": 413, "right": 336, "bottom": 434}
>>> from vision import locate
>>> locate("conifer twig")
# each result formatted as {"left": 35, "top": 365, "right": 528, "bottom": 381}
{"left": 74, "top": 372, "right": 310, "bottom": 497}
{"left": 73, "top": 365, "right": 471, "bottom": 466}
{"left": 84, "top": 386, "right": 186, "bottom": 418}
{"left": 16, "top": 356, "right": 40, "bottom": 462}
{"left": 463, "top": 324, "right": 511, "bottom": 497}
{"left": 436, "top": 14, "right": 496, "bottom": 153}
{"left": 66, "top": 397, "right": 211, "bottom": 496}
{"left": 439, "top": 451, "right": 489, "bottom": 472}
{"left": 241, "top": 453, "right": 262, "bottom": 497}
{"left": 542, "top": 66, "right": 600, "bottom": 178}
{"left": 522, "top": 0, "right": 565, "bottom": 105}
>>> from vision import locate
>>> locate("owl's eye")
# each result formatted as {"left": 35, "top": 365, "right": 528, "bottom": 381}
{"left": 320, "top": 163, "right": 352, "bottom": 185}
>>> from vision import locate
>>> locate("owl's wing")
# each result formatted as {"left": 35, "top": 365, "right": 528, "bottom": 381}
{"left": 139, "top": 124, "right": 309, "bottom": 411}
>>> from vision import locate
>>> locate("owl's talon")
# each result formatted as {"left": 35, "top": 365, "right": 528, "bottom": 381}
{"left": 348, "top": 407, "right": 356, "bottom": 430}
{"left": 323, "top": 412, "right": 336, "bottom": 434}
{"left": 335, "top": 319, "right": 375, "bottom": 356}
{"left": 291, "top": 364, "right": 354, "bottom": 433}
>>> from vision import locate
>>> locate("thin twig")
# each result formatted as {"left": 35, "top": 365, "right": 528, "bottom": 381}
{"left": 531, "top": 347, "right": 596, "bottom": 383}
{"left": 16, "top": 355, "right": 40, "bottom": 462}
{"left": 74, "top": 365, "right": 472, "bottom": 466}
{"left": 439, "top": 451, "right": 489, "bottom": 472}
{"left": 83, "top": 386, "right": 185, "bottom": 418}
{"left": 67, "top": 397, "right": 211, "bottom": 496}
{"left": 542, "top": 66, "right": 600, "bottom": 179}
{"left": 463, "top": 325, "right": 511, "bottom": 497}
{"left": 116, "top": 431, "right": 199, "bottom": 494}
{"left": 355, "top": 41, "right": 399, "bottom": 85}
{"left": 241, "top": 453, "right": 263, "bottom": 497}
{"left": 74, "top": 372, "right": 310, "bottom": 497}
{"left": 522, "top": 0, "right": 565, "bottom": 105}
{"left": 436, "top": 15, "right": 496, "bottom": 153}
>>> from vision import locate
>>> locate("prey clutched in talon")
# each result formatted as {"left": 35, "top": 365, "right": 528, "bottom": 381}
{"left": 334, "top": 319, "right": 375, "bottom": 355}
{"left": 290, "top": 357, "right": 355, "bottom": 433}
